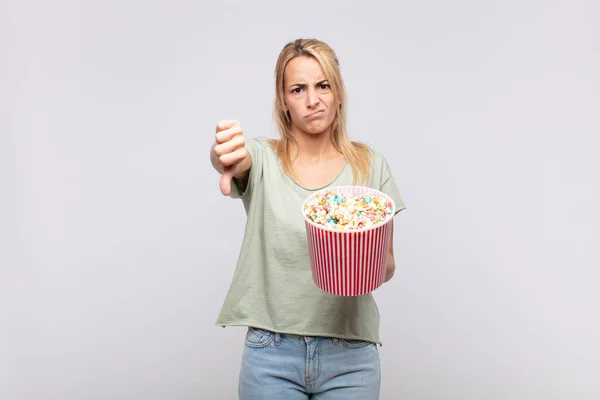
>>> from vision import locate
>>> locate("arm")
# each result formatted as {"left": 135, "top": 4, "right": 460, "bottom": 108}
{"left": 384, "top": 220, "right": 395, "bottom": 283}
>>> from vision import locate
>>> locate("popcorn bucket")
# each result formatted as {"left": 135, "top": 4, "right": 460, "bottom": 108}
{"left": 301, "top": 186, "right": 395, "bottom": 296}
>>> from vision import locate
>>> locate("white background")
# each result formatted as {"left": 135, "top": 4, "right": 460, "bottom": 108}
{"left": 2, "top": 0, "right": 599, "bottom": 399}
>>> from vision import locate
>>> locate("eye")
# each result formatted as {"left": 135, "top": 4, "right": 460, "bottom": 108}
{"left": 291, "top": 87, "right": 303, "bottom": 94}
{"left": 320, "top": 84, "right": 330, "bottom": 90}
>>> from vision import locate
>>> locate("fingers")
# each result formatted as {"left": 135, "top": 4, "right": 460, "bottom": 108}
{"left": 215, "top": 122, "right": 242, "bottom": 144}
{"left": 214, "top": 132, "right": 245, "bottom": 157}
{"left": 216, "top": 119, "right": 239, "bottom": 133}
{"left": 219, "top": 167, "right": 235, "bottom": 196}
{"left": 218, "top": 146, "right": 248, "bottom": 167}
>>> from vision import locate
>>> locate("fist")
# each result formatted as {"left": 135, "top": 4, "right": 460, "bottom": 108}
{"left": 213, "top": 120, "right": 248, "bottom": 196}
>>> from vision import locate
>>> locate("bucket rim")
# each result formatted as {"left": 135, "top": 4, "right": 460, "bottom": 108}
{"left": 301, "top": 185, "right": 396, "bottom": 234}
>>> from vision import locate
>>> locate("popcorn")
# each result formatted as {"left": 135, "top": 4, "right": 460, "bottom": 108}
{"left": 303, "top": 191, "right": 393, "bottom": 230}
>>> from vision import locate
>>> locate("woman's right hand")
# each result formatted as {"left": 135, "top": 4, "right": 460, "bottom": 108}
{"left": 210, "top": 120, "right": 251, "bottom": 196}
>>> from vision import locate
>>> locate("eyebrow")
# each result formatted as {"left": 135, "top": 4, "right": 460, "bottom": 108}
{"left": 288, "top": 79, "right": 329, "bottom": 89}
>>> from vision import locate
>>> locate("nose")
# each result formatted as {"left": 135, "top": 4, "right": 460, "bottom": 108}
{"left": 306, "top": 87, "right": 320, "bottom": 108}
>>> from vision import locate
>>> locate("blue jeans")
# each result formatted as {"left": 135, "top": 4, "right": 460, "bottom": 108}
{"left": 238, "top": 327, "right": 381, "bottom": 399}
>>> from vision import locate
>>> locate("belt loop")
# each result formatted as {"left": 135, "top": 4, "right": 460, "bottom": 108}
{"left": 274, "top": 332, "right": 281, "bottom": 346}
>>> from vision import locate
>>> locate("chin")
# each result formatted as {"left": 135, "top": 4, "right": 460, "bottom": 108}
{"left": 305, "top": 127, "right": 329, "bottom": 136}
{"left": 305, "top": 121, "right": 333, "bottom": 135}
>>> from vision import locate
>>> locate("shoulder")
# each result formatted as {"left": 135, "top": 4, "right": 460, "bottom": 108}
{"left": 245, "top": 136, "right": 272, "bottom": 148}
{"left": 368, "top": 146, "right": 384, "bottom": 163}
{"left": 245, "top": 136, "right": 278, "bottom": 152}
{"left": 243, "top": 136, "right": 276, "bottom": 159}
{"left": 354, "top": 142, "right": 396, "bottom": 186}
{"left": 351, "top": 141, "right": 387, "bottom": 167}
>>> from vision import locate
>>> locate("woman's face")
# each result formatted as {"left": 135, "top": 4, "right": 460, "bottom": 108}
{"left": 283, "top": 56, "right": 338, "bottom": 137}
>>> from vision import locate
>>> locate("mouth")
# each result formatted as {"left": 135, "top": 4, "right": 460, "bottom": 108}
{"left": 305, "top": 110, "right": 325, "bottom": 120}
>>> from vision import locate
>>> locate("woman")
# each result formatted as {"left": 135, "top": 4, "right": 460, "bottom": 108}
{"left": 209, "top": 38, "right": 406, "bottom": 399}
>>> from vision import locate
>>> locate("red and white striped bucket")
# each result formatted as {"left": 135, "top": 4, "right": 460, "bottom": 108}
{"left": 301, "top": 186, "right": 395, "bottom": 296}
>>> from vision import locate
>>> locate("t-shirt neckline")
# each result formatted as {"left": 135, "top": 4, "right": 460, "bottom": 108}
{"left": 286, "top": 162, "right": 349, "bottom": 192}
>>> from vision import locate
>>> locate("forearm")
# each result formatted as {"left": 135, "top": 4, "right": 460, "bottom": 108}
{"left": 384, "top": 220, "right": 395, "bottom": 283}
{"left": 384, "top": 253, "right": 395, "bottom": 282}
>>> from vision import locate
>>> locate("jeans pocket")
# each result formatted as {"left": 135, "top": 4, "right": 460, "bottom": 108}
{"left": 339, "top": 338, "right": 374, "bottom": 349}
{"left": 245, "top": 327, "right": 275, "bottom": 348}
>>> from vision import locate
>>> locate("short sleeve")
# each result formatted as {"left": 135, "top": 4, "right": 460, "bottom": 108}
{"left": 229, "top": 137, "right": 264, "bottom": 201}
{"left": 379, "top": 155, "right": 407, "bottom": 216}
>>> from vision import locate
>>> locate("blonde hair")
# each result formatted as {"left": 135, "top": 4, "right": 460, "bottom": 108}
{"left": 269, "top": 38, "right": 372, "bottom": 186}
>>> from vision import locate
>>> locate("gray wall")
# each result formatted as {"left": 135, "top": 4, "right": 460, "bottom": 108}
{"left": 3, "top": 0, "right": 599, "bottom": 399}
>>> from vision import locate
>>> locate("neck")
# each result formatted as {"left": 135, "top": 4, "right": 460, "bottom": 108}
{"left": 291, "top": 128, "right": 340, "bottom": 163}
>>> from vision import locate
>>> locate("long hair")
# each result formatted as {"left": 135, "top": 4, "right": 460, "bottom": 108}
{"left": 269, "top": 38, "right": 372, "bottom": 185}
